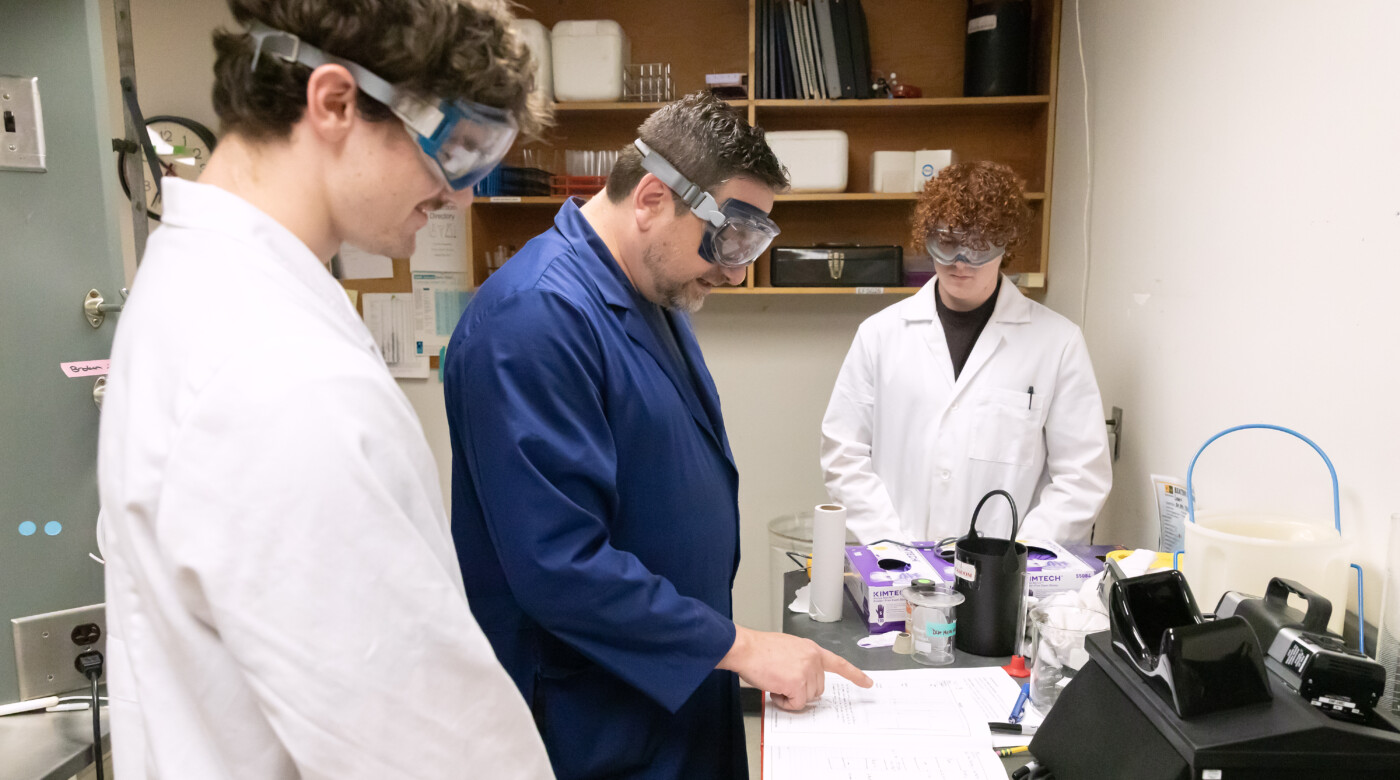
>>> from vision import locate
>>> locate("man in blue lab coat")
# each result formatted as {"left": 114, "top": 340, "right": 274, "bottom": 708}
{"left": 444, "top": 92, "right": 871, "bottom": 779}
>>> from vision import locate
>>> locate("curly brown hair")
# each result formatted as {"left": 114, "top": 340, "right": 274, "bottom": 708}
{"left": 606, "top": 91, "right": 789, "bottom": 214}
{"left": 212, "top": 0, "right": 550, "bottom": 143}
{"left": 911, "top": 161, "right": 1031, "bottom": 268}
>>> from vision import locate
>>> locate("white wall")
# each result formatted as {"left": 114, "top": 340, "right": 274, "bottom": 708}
{"left": 1046, "top": 0, "right": 1400, "bottom": 616}
{"left": 691, "top": 296, "right": 890, "bottom": 629}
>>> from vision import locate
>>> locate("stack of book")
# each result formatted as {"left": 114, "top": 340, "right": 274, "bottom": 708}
{"left": 755, "top": 0, "right": 873, "bottom": 100}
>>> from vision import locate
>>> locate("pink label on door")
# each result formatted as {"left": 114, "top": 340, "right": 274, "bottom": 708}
{"left": 60, "top": 360, "right": 110, "bottom": 377}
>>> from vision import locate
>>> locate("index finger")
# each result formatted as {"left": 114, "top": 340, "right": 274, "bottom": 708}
{"left": 821, "top": 649, "right": 874, "bottom": 688}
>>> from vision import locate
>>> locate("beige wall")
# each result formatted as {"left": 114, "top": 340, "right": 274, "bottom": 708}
{"left": 1045, "top": 0, "right": 1400, "bottom": 616}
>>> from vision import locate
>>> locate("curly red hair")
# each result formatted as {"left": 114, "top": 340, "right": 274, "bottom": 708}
{"left": 912, "top": 161, "right": 1031, "bottom": 268}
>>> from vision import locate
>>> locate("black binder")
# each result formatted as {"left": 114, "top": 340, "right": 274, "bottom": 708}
{"left": 846, "top": 0, "right": 872, "bottom": 98}
{"left": 761, "top": 0, "right": 772, "bottom": 98}
{"left": 829, "top": 0, "right": 857, "bottom": 98}
{"left": 772, "top": 0, "right": 786, "bottom": 98}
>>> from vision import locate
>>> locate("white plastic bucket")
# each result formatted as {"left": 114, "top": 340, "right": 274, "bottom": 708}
{"left": 1179, "top": 425, "right": 1353, "bottom": 635}
{"left": 1183, "top": 512, "right": 1349, "bottom": 634}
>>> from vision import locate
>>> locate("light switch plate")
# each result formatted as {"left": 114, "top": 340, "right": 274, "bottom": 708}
{"left": 12, "top": 603, "right": 106, "bottom": 700}
{"left": 0, "top": 75, "right": 47, "bottom": 173}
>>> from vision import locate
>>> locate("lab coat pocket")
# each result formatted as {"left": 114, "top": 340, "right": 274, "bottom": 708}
{"left": 534, "top": 665, "right": 666, "bottom": 777}
{"left": 968, "top": 388, "right": 1042, "bottom": 467}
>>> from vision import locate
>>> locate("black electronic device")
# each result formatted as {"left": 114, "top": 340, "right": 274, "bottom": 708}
{"left": 1268, "top": 626, "right": 1387, "bottom": 723}
{"left": 1217, "top": 578, "right": 1387, "bottom": 723}
{"left": 1108, "top": 569, "right": 1273, "bottom": 718}
{"left": 769, "top": 245, "right": 902, "bottom": 287}
{"left": 1031, "top": 632, "right": 1400, "bottom": 779}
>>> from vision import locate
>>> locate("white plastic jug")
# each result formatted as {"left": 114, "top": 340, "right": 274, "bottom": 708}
{"left": 1179, "top": 425, "right": 1354, "bottom": 635}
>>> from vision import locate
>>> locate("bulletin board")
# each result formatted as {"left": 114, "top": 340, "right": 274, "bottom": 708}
{"left": 335, "top": 258, "right": 448, "bottom": 371}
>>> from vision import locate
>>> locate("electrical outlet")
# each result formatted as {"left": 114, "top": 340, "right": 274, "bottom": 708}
{"left": 0, "top": 75, "right": 47, "bottom": 173}
{"left": 11, "top": 604, "right": 106, "bottom": 700}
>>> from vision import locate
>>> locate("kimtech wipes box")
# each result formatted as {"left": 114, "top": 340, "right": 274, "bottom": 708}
{"left": 844, "top": 542, "right": 945, "bottom": 634}
{"left": 845, "top": 539, "right": 1100, "bottom": 634}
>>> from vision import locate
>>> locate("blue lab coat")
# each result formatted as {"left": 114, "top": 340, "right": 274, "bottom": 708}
{"left": 444, "top": 199, "right": 747, "bottom": 779}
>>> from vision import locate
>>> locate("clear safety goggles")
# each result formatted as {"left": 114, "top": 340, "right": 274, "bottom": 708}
{"left": 248, "top": 23, "right": 517, "bottom": 191}
{"left": 634, "top": 139, "right": 780, "bottom": 268}
{"left": 925, "top": 225, "right": 1006, "bottom": 267}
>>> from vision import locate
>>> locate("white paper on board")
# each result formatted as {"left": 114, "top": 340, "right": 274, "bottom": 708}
{"left": 412, "top": 272, "right": 471, "bottom": 356}
{"left": 363, "top": 292, "right": 429, "bottom": 379}
{"left": 338, "top": 243, "right": 394, "bottom": 280}
{"left": 1152, "top": 474, "right": 1189, "bottom": 553}
{"left": 410, "top": 209, "right": 468, "bottom": 273}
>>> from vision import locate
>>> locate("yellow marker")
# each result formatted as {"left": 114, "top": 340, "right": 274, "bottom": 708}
{"left": 995, "top": 745, "right": 1030, "bottom": 758}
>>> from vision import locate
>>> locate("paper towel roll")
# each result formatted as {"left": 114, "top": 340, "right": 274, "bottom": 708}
{"left": 809, "top": 503, "right": 847, "bottom": 622}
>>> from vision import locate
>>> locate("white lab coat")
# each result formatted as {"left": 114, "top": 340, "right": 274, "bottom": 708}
{"left": 97, "top": 180, "right": 552, "bottom": 779}
{"left": 820, "top": 277, "right": 1112, "bottom": 545}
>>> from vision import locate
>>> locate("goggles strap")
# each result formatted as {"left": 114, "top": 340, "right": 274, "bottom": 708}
{"left": 246, "top": 22, "right": 445, "bottom": 136}
{"left": 633, "top": 140, "right": 724, "bottom": 226}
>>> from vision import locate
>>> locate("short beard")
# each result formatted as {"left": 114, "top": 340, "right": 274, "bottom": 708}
{"left": 641, "top": 243, "right": 706, "bottom": 313}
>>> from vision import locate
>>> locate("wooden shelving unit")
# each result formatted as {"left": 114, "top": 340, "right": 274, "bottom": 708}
{"left": 470, "top": 0, "right": 1062, "bottom": 296}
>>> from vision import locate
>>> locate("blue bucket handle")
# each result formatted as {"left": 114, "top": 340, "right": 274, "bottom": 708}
{"left": 1185, "top": 424, "right": 1341, "bottom": 533}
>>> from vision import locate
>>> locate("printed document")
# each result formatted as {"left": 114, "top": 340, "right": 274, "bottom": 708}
{"left": 762, "top": 668, "right": 1034, "bottom": 779}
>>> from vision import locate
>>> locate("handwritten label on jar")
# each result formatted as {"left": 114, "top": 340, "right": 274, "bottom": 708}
{"left": 954, "top": 559, "right": 977, "bottom": 582}
{"left": 60, "top": 360, "right": 110, "bottom": 378}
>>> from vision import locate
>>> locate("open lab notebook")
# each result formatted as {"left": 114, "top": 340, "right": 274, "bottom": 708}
{"left": 762, "top": 668, "right": 1042, "bottom": 780}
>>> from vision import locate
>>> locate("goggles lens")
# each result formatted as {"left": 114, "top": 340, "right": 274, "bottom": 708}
{"left": 411, "top": 100, "right": 518, "bottom": 191}
{"left": 925, "top": 227, "right": 1005, "bottom": 267}
{"left": 703, "top": 199, "right": 780, "bottom": 268}
{"left": 632, "top": 139, "right": 779, "bottom": 269}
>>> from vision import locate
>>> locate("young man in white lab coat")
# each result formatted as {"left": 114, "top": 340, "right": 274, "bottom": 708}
{"left": 821, "top": 161, "right": 1112, "bottom": 545}
{"left": 96, "top": 2, "right": 553, "bottom": 777}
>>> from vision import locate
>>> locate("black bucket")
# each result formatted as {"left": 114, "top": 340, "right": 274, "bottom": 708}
{"left": 952, "top": 489, "right": 1027, "bottom": 656}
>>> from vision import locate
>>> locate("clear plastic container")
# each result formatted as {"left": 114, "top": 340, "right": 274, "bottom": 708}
{"left": 1028, "top": 604, "right": 1109, "bottom": 709}
{"left": 768, "top": 511, "right": 814, "bottom": 632}
{"left": 903, "top": 579, "right": 964, "bottom": 667}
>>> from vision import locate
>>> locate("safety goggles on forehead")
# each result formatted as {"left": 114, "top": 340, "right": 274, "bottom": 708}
{"left": 634, "top": 139, "right": 780, "bottom": 269}
{"left": 247, "top": 22, "right": 517, "bottom": 191}
{"left": 925, "top": 225, "right": 1006, "bottom": 267}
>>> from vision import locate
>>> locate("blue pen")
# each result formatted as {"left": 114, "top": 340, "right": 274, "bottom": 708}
{"left": 1008, "top": 682, "right": 1030, "bottom": 723}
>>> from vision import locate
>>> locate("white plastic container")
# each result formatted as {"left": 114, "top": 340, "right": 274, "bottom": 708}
{"left": 765, "top": 130, "right": 848, "bottom": 193}
{"left": 870, "top": 151, "right": 915, "bottom": 193}
{"left": 551, "top": 20, "right": 630, "bottom": 102}
{"left": 511, "top": 19, "right": 552, "bottom": 103}
{"left": 1180, "top": 425, "right": 1352, "bottom": 635}
{"left": 1183, "top": 512, "right": 1350, "bottom": 635}
{"left": 914, "top": 149, "right": 957, "bottom": 188}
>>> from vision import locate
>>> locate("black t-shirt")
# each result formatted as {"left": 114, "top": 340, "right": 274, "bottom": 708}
{"left": 935, "top": 276, "right": 1002, "bottom": 380}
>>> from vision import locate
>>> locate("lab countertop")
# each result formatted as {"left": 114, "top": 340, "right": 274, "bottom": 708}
{"left": 780, "top": 570, "right": 1034, "bottom": 776}
{"left": 0, "top": 705, "right": 108, "bottom": 780}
